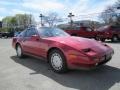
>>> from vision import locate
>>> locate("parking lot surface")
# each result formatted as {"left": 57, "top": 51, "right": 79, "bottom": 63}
{"left": 0, "top": 38, "right": 120, "bottom": 90}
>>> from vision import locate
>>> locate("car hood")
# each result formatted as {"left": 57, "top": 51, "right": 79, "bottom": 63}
{"left": 46, "top": 36, "right": 111, "bottom": 53}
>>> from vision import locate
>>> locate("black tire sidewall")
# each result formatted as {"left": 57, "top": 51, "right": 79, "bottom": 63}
{"left": 112, "top": 35, "right": 118, "bottom": 42}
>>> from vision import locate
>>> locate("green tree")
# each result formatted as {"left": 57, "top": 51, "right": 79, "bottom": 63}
{"left": 2, "top": 14, "right": 35, "bottom": 32}
{"left": 43, "top": 12, "right": 63, "bottom": 27}
{"left": 15, "top": 14, "right": 35, "bottom": 29}
{"left": 100, "top": 0, "right": 120, "bottom": 25}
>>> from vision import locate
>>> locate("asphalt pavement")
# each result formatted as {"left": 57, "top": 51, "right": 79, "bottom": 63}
{"left": 0, "top": 38, "right": 120, "bottom": 90}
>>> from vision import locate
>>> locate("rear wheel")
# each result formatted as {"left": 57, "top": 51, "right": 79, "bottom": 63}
{"left": 100, "top": 38, "right": 105, "bottom": 42}
{"left": 111, "top": 35, "right": 118, "bottom": 42}
{"left": 16, "top": 44, "right": 24, "bottom": 58}
{"left": 48, "top": 49, "right": 68, "bottom": 73}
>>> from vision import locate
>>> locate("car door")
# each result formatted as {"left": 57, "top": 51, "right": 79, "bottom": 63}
{"left": 85, "top": 28, "right": 95, "bottom": 38}
{"left": 33, "top": 28, "right": 50, "bottom": 57}
{"left": 76, "top": 27, "right": 86, "bottom": 37}
{"left": 78, "top": 27, "right": 92, "bottom": 38}
{"left": 22, "top": 28, "right": 39, "bottom": 55}
{"left": 22, "top": 27, "right": 47, "bottom": 57}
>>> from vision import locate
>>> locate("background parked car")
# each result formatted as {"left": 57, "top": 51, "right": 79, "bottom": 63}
{"left": 65, "top": 26, "right": 98, "bottom": 39}
{"left": 1, "top": 32, "right": 10, "bottom": 38}
{"left": 97, "top": 25, "right": 120, "bottom": 42}
{"left": 0, "top": 31, "right": 14, "bottom": 38}
{"left": 12, "top": 26, "right": 114, "bottom": 73}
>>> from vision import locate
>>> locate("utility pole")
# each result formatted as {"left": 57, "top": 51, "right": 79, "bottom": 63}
{"left": 29, "top": 14, "right": 32, "bottom": 25}
{"left": 68, "top": 13, "right": 75, "bottom": 28}
{"left": 39, "top": 14, "right": 44, "bottom": 26}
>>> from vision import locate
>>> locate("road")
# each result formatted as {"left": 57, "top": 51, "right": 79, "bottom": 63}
{"left": 0, "top": 38, "right": 120, "bottom": 90}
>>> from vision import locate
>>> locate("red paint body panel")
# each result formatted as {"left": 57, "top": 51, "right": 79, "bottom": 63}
{"left": 12, "top": 30, "right": 114, "bottom": 69}
{"left": 65, "top": 27, "right": 98, "bottom": 38}
{"left": 97, "top": 25, "right": 120, "bottom": 39}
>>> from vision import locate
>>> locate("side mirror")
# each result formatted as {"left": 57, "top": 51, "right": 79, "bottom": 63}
{"left": 31, "top": 35, "right": 40, "bottom": 41}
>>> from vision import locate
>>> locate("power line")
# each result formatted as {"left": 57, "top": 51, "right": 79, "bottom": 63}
{"left": 62, "top": 11, "right": 120, "bottom": 20}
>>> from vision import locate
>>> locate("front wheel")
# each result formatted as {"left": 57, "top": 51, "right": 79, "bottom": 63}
{"left": 16, "top": 44, "right": 24, "bottom": 58}
{"left": 48, "top": 49, "right": 68, "bottom": 73}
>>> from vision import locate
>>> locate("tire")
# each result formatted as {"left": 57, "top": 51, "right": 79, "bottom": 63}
{"left": 100, "top": 38, "right": 105, "bottom": 42}
{"left": 16, "top": 44, "right": 24, "bottom": 58}
{"left": 111, "top": 35, "right": 118, "bottom": 42}
{"left": 5, "top": 35, "right": 8, "bottom": 38}
{"left": 95, "top": 35, "right": 100, "bottom": 40}
{"left": 48, "top": 49, "right": 68, "bottom": 73}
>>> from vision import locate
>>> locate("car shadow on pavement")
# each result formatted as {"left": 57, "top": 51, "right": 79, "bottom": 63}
{"left": 11, "top": 56, "right": 120, "bottom": 90}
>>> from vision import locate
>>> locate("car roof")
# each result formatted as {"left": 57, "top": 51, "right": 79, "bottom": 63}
{"left": 36, "top": 26, "right": 58, "bottom": 30}
{"left": 27, "top": 25, "right": 57, "bottom": 29}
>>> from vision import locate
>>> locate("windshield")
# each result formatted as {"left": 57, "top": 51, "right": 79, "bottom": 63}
{"left": 37, "top": 27, "right": 70, "bottom": 38}
{"left": 97, "top": 26, "right": 109, "bottom": 31}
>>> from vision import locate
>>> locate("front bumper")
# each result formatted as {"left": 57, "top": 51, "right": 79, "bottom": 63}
{"left": 67, "top": 50, "right": 114, "bottom": 70}
{"left": 72, "top": 57, "right": 111, "bottom": 70}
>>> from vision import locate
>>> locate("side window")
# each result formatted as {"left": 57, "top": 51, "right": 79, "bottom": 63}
{"left": 18, "top": 30, "right": 26, "bottom": 37}
{"left": 75, "top": 27, "right": 80, "bottom": 30}
{"left": 86, "top": 28, "right": 92, "bottom": 32}
{"left": 39, "top": 28, "right": 52, "bottom": 37}
{"left": 26, "top": 28, "right": 37, "bottom": 37}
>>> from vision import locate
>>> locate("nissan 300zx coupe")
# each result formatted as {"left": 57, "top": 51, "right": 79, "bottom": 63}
{"left": 12, "top": 26, "right": 114, "bottom": 73}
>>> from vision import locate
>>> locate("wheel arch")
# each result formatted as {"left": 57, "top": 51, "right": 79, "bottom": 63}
{"left": 15, "top": 42, "right": 21, "bottom": 50}
{"left": 47, "top": 47, "right": 65, "bottom": 63}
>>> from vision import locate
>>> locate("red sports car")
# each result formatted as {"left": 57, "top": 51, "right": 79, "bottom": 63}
{"left": 12, "top": 27, "right": 114, "bottom": 73}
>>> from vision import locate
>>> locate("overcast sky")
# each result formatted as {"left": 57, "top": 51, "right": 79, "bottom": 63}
{"left": 0, "top": 0, "right": 117, "bottom": 22}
